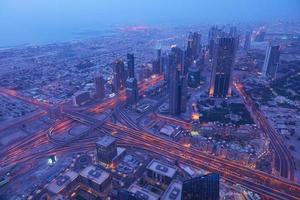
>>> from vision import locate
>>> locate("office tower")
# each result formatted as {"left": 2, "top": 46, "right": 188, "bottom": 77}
{"left": 171, "top": 45, "right": 184, "bottom": 72}
{"left": 208, "top": 26, "right": 221, "bottom": 59}
{"left": 113, "top": 59, "right": 126, "bottom": 93}
{"left": 229, "top": 26, "right": 240, "bottom": 50}
{"left": 182, "top": 173, "right": 220, "bottom": 200}
{"left": 192, "top": 32, "right": 202, "bottom": 59}
{"left": 96, "top": 135, "right": 117, "bottom": 164}
{"left": 244, "top": 31, "right": 251, "bottom": 51}
{"left": 188, "top": 65, "right": 201, "bottom": 88}
{"left": 185, "top": 32, "right": 201, "bottom": 75}
{"left": 209, "top": 37, "right": 236, "bottom": 98}
{"left": 95, "top": 74, "right": 105, "bottom": 99}
{"left": 162, "top": 54, "right": 169, "bottom": 81}
{"left": 127, "top": 53, "right": 135, "bottom": 78}
{"left": 126, "top": 77, "right": 139, "bottom": 105}
{"left": 262, "top": 44, "right": 280, "bottom": 79}
{"left": 153, "top": 48, "right": 162, "bottom": 74}
{"left": 169, "top": 46, "right": 187, "bottom": 115}
{"left": 186, "top": 32, "right": 202, "bottom": 61}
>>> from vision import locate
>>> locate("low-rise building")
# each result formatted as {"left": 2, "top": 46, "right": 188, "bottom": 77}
{"left": 79, "top": 165, "right": 111, "bottom": 192}
{"left": 47, "top": 171, "right": 79, "bottom": 196}
{"left": 161, "top": 181, "right": 182, "bottom": 200}
{"left": 146, "top": 159, "right": 177, "bottom": 186}
{"left": 128, "top": 184, "right": 160, "bottom": 200}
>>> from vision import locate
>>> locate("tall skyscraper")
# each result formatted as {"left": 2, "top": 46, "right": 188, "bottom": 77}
{"left": 262, "top": 44, "right": 280, "bottom": 79}
{"left": 209, "top": 37, "right": 236, "bottom": 98}
{"left": 127, "top": 53, "right": 135, "bottom": 78}
{"left": 208, "top": 26, "right": 222, "bottom": 59}
{"left": 188, "top": 64, "right": 201, "bottom": 88}
{"left": 95, "top": 74, "right": 105, "bottom": 99}
{"left": 244, "top": 31, "right": 251, "bottom": 51}
{"left": 113, "top": 59, "right": 126, "bottom": 93}
{"left": 126, "top": 77, "right": 139, "bottom": 106}
{"left": 229, "top": 26, "right": 240, "bottom": 50}
{"left": 154, "top": 48, "right": 163, "bottom": 74}
{"left": 185, "top": 32, "right": 202, "bottom": 75}
{"left": 169, "top": 46, "right": 187, "bottom": 115}
{"left": 186, "top": 32, "right": 202, "bottom": 60}
{"left": 182, "top": 173, "right": 220, "bottom": 200}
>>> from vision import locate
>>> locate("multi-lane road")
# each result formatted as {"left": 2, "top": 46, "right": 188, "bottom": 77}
{"left": 234, "top": 81, "right": 295, "bottom": 181}
{"left": 1, "top": 74, "right": 300, "bottom": 200}
{"left": 65, "top": 110, "right": 300, "bottom": 200}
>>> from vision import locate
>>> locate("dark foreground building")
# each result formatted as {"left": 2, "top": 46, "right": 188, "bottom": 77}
{"left": 182, "top": 173, "right": 220, "bottom": 200}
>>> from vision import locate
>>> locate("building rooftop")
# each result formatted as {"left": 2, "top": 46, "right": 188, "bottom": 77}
{"left": 146, "top": 159, "right": 177, "bottom": 178}
{"left": 47, "top": 171, "right": 79, "bottom": 194}
{"left": 128, "top": 184, "right": 160, "bottom": 200}
{"left": 161, "top": 181, "right": 182, "bottom": 200}
{"left": 80, "top": 165, "right": 110, "bottom": 185}
{"left": 160, "top": 125, "right": 176, "bottom": 137}
{"left": 96, "top": 135, "right": 116, "bottom": 147}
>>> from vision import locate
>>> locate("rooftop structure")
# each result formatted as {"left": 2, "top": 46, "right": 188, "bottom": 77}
{"left": 47, "top": 171, "right": 79, "bottom": 195}
{"left": 96, "top": 135, "right": 117, "bottom": 148}
{"left": 146, "top": 159, "right": 177, "bottom": 179}
{"left": 128, "top": 184, "right": 160, "bottom": 200}
{"left": 79, "top": 165, "right": 110, "bottom": 186}
{"left": 161, "top": 181, "right": 182, "bottom": 200}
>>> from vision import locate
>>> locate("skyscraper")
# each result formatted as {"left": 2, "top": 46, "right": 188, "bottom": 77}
{"left": 185, "top": 32, "right": 201, "bottom": 75}
{"left": 244, "top": 31, "right": 251, "bottom": 51}
{"left": 192, "top": 32, "right": 202, "bottom": 59}
{"left": 262, "top": 44, "right": 280, "bottom": 79}
{"left": 113, "top": 59, "right": 126, "bottom": 93}
{"left": 186, "top": 32, "right": 202, "bottom": 60}
{"left": 229, "top": 26, "right": 240, "bottom": 50}
{"left": 169, "top": 46, "right": 187, "bottom": 115}
{"left": 95, "top": 74, "right": 105, "bottom": 99}
{"left": 188, "top": 65, "right": 201, "bottom": 88}
{"left": 127, "top": 53, "right": 135, "bottom": 78}
{"left": 182, "top": 173, "right": 220, "bottom": 200}
{"left": 126, "top": 77, "right": 139, "bottom": 106}
{"left": 209, "top": 37, "right": 236, "bottom": 98}
{"left": 153, "top": 48, "right": 163, "bottom": 74}
{"left": 208, "top": 26, "right": 223, "bottom": 59}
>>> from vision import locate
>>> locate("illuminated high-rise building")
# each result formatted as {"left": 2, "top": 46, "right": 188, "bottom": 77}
{"left": 185, "top": 32, "right": 202, "bottom": 75}
{"left": 169, "top": 46, "right": 187, "bottom": 115}
{"left": 182, "top": 173, "right": 220, "bottom": 200}
{"left": 126, "top": 77, "right": 139, "bottom": 105}
{"left": 186, "top": 32, "right": 202, "bottom": 60}
{"left": 208, "top": 26, "right": 223, "bottom": 59}
{"left": 113, "top": 59, "right": 126, "bottom": 93}
{"left": 209, "top": 37, "right": 236, "bottom": 98}
{"left": 127, "top": 53, "right": 135, "bottom": 78}
{"left": 262, "top": 44, "right": 280, "bottom": 79}
{"left": 95, "top": 74, "right": 105, "bottom": 99}
{"left": 188, "top": 65, "right": 201, "bottom": 88}
{"left": 153, "top": 49, "right": 163, "bottom": 74}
